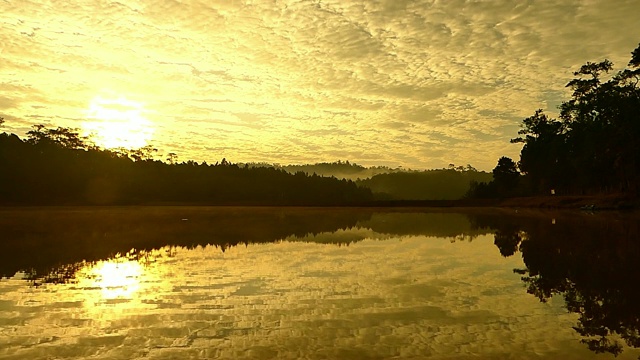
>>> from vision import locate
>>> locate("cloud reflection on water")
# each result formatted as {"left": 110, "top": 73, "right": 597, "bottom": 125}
{"left": 0, "top": 232, "right": 618, "bottom": 359}
{"left": 2, "top": 208, "right": 640, "bottom": 359}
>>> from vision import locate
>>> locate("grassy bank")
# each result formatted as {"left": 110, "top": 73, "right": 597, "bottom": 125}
{"left": 497, "top": 193, "right": 639, "bottom": 210}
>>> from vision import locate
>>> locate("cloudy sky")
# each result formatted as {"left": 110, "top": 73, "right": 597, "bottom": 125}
{"left": 1, "top": 0, "right": 639, "bottom": 170}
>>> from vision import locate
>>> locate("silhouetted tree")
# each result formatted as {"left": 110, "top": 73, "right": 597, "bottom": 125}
{"left": 511, "top": 110, "right": 567, "bottom": 194}
{"left": 0, "top": 125, "right": 374, "bottom": 206}
{"left": 503, "top": 42, "right": 640, "bottom": 196}
{"left": 464, "top": 158, "right": 521, "bottom": 199}
{"left": 492, "top": 156, "right": 520, "bottom": 196}
{"left": 26, "top": 125, "right": 86, "bottom": 149}
{"left": 166, "top": 152, "right": 178, "bottom": 164}
{"left": 465, "top": 180, "right": 497, "bottom": 199}
{"left": 630, "top": 45, "right": 640, "bottom": 67}
{"left": 129, "top": 145, "right": 158, "bottom": 162}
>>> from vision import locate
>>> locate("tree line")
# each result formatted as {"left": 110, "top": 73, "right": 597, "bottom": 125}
{"left": 468, "top": 42, "right": 640, "bottom": 198}
{"left": 251, "top": 160, "right": 493, "bottom": 200}
{"left": 0, "top": 124, "right": 373, "bottom": 205}
{"left": 358, "top": 165, "right": 492, "bottom": 200}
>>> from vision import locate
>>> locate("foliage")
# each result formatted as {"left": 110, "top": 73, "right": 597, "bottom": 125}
{"left": 465, "top": 157, "right": 523, "bottom": 198}
{"left": 358, "top": 166, "right": 493, "bottom": 200}
{"left": 512, "top": 43, "right": 640, "bottom": 195}
{"left": 492, "top": 156, "right": 520, "bottom": 193}
{"left": 469, "top": 43, "right": 640, "bottom": 199}
{"left": 0, "top": 126, "right": 373, "bottom": 205}
{"left": 26, "top": 124, "right": 86, "bottom": 149}
{"left": 249, "top": 161, "right": 491, "bottom": 200}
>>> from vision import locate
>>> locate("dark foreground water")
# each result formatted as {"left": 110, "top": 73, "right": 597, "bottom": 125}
{"left": 1, "top": 207, "right": 639, "bottom": 359}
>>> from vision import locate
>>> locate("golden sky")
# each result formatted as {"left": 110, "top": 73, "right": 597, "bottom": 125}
{"left": 1, "top": 0, "right": 639, "bottom": 170}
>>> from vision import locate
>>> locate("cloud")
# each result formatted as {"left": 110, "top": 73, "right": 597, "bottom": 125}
{"left": 1, "top": 0, "right": 639, "bottom": 169}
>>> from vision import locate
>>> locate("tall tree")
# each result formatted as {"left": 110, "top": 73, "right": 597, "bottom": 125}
{"left": 560, "top": 44, "right": 640, "bottom": 193}
{"left": 508, "top": 42, "right": 640, "bottom": 195}
{"left": 511, "top": 110, "right": 566, "bottom": 194}
{"left": 492, "top": 156, "right": 520, "bottom": 195}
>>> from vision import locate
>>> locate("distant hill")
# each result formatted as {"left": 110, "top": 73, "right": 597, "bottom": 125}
{"left": 246, "top": 160, "right": 400, "bottom": 180}
{"left": 247, "top": 161, "right": 493, "bottom": 200}
{"left": 357, "top": 169, "right": 493, "bottom": 200}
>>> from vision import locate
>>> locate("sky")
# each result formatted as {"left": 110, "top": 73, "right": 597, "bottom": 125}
{"left": 1, "top": 0, "right": 639, "bottom": 171}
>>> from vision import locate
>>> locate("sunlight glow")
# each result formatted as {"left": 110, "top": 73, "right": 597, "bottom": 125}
{"left": 83, "top": 96, "right": 155, "bottom": 149}
{"left": 73, "top": 249, "right": 174, "bottom": 321}
{"left": 90, "top": 259, "right": 143, "bottom": 300}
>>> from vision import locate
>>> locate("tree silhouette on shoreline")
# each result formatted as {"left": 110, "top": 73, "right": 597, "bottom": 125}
{"left": 469, "top": 42, "right": 640, "bottom": 198}
{"left": 0, "top": 125, "right": 373, "bottom": 206}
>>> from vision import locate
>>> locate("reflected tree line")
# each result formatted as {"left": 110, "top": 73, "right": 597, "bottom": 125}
{"left": 470, "top": 212, "right": 640, "bottom": 357}
{"left": 0, "top": 125, "right": 372, "bottom": 205}
{"left": 0, "top": 208, "right": 491, "bottom": 283}
{"left": 0, "top": 208, "right": 371, "bottom": 280}
{"left": 468, "top": 43, "right": 640, "bottom": 198}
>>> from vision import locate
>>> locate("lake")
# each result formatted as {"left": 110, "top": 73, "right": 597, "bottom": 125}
{"left": 1, "top": 207, "right": 639, "bottom": 359}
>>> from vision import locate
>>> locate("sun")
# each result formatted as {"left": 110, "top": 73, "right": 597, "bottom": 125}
{"left": 83, "top": 95, "right": 155, "bottom": 149}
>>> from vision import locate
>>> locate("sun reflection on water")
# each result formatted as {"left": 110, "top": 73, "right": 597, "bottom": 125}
{"left": 71, "top": 249, "right": 173, "bottom": 318}
{"left": 90, "top": 260, "right": 143, "bottom": 300}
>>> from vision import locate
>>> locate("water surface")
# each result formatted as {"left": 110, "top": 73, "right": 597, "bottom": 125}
{"left": 1, "top": 207, "right": 638, "bottom": 359}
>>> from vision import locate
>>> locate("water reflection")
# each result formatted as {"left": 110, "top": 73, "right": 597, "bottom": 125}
{"left": 0, "top": 207, "right": 371, "bottom": 279}
{"left": 470, "top": 210, "right": 640, "bottom": 358}
{"left": 86, "top": 260, "right": 142, "bottom": 299}
{"left": 0, "top": 207, "right": 487, "bottom": 280}
{"left": 1, "top": 207, "right": 640, "bottom": 359}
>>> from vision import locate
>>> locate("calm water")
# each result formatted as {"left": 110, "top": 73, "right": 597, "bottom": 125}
{"left": 1, "top": 207, "right": 639, "bottom": 359}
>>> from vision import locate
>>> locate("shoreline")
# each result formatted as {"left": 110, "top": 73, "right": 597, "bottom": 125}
{"left": 371, "top": 194, "right": 639, "bottom": 210}
{"left": 0, "top": 194, "right": 638, "bottom": 210}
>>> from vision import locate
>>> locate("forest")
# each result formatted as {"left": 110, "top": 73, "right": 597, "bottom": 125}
{"left": 358, "top": 165, "right": 492, "bottom": 200}
{"left": 252, "top": 160, "right": 493, "bottom": 200}
{"left": 468, "top": 43, "right": 640, "bottom": 199}
{"left": 0, "top": 125, "right": 373, "bottom": 206}
{"left": 0, "top": 119, "right": 492, "bottom": 204}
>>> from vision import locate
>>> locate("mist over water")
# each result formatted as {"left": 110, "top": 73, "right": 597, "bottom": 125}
{"left": 1, "top": 207, "right": 639, "bottom": 359}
